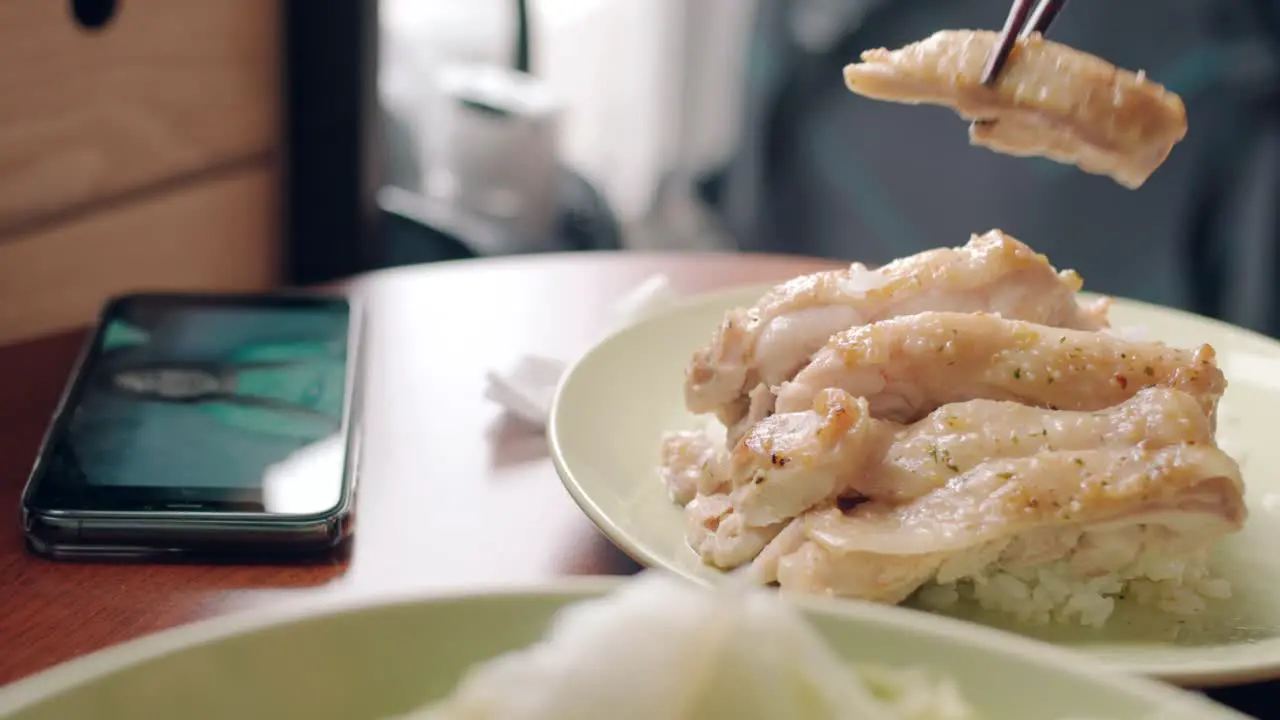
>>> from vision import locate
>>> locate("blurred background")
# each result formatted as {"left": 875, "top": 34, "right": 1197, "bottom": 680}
{"left": 3, "top": 1, "right": 1278, "bottom": 344}
{"left": 382, "top": 0, "right": 1280, "bottom": 335}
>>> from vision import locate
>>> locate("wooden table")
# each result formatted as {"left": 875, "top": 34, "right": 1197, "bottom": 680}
{"left": 0, "top": 252, "right": 1270, "bottom": 717}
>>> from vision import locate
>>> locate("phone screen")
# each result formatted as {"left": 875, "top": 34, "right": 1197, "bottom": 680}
{"left": 26, "top": 294, "right": 354, "bottom": 516}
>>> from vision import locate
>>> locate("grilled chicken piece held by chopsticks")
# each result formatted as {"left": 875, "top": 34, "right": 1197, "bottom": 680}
{"left": 843, "top": 30, "right": 1188, "bottom": 189}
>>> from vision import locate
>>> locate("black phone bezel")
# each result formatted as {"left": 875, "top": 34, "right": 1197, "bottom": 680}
{"left": 20, "top": 291, "right": 364, "bottom": 556}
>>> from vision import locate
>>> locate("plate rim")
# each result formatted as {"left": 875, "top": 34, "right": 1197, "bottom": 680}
{"left": 0, "top": 575, "right": 1247, "bottom": 719}
{"left": 0, "top": 579, "right": 619, "bottom": 715}
{"left": 548, "top": 282, "right": 1280, "bottom": 687}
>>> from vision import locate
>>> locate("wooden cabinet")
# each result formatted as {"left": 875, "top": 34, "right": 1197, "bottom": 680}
{"left": 0, "top": 0, "right": 282, "bottom": 344}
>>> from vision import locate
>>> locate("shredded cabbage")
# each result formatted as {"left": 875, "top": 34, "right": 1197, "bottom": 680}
{"left": 399, "top": 573, "right": 973, "bottom": 720}
{"left": 393, "top": 573, "right": 1158, "bottom": 720}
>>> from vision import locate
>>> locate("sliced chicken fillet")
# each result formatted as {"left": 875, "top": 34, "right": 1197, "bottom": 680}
{"left": 776, "top": 312, "right": 1225, "bottom": 424}
{"left": 773, "top": 539, "right": 946, "bottom": 604}
{"left": 730, "top": 387, "right": 1217, "bottom": 526}
{"left": 685, "top": 230, "right": 1111, "bottom": 428}
{"left": 728, "top": 389, "right": 879, "bottom": 527}
{"left": 771, "top": 445, "right": 1246, "bottom": 603}
{"left": 659, "top": 430, "right": 726, "bottom": 504}
{"left": 807, "top": 445, "right": 1246, "bottom": 556}
{"left": 843, "top": 30, "right": 1188, "bottom": 188}
{"left": 723, "top": 383, "right": 778, "bottom": 449}
{"left": 684, "top": 492, "right": 784, "bottom": 570}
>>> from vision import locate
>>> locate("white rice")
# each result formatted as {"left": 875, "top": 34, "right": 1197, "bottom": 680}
{"left": 916, "top": 534, "right": 1231, "bottom": 628}
{"left": 402, "top": 573, "right": 1134, "bottom": 720}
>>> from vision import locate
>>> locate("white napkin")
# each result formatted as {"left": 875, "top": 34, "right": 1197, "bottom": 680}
{"left": 483, "top": 274, "right": 681, "bottom": 428}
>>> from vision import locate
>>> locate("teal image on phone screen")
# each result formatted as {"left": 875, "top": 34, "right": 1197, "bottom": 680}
{"left": 67, "top": 303, "right": 350, "bottom": 494}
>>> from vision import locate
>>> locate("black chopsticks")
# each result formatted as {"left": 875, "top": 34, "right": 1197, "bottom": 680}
{"left": 980, "top": 0, "right": 1069, "bottom": 86}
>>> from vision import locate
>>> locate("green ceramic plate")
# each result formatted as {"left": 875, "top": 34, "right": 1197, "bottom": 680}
{"left": 549, "top": 285, "right": 1280, "bottom": 686}
{"left": 0, "top": 579, "right": 1247, "bottom": 719}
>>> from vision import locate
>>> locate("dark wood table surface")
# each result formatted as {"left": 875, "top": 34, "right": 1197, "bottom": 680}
{"left": 0, "top": 252, "right": 1270, "bottom": 717}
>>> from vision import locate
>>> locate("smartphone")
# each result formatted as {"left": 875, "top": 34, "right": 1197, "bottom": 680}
{"left": 21, "top": 292, "right": 363, "bottom": 561}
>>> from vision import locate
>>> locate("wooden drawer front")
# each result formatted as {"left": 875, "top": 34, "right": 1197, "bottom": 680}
{"left": 0, "top": 0, "right": 280, "bottom": 237}
{"left": 0, "top": 162, "right": 280, "bottom": 345}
